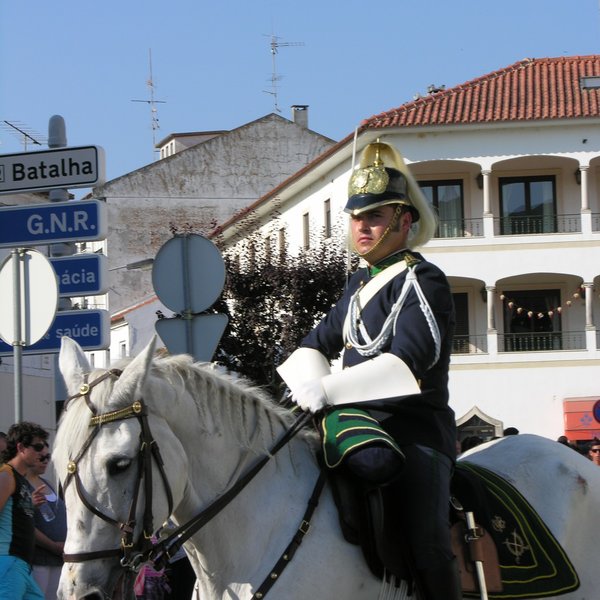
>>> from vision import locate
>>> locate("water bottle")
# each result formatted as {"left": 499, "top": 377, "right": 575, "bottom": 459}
{"left": 39, "top": 502, "right": 55, "bottom": 522}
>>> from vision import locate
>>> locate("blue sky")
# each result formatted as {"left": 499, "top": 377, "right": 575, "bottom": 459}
{"left": 1, "top": 0, "right": 600, "bottom": 190}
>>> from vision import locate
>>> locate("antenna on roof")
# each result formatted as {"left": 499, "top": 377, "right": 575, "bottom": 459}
{"left": 131, "top": 49, "right": 166, "bottom": 159}
{"left": 1, "top": 120, "right": 47, "bottom": 150}
{"left": 263, "top": 34, "right": 304, "bottom": 113}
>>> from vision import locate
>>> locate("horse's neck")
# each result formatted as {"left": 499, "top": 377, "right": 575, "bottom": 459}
{"left": 177, "top": 428, "right": 321, "bottom": 592}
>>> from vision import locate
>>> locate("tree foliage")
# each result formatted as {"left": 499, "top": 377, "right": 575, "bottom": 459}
{"left": 212, "top": 229, "right": 352, "bottom": 396}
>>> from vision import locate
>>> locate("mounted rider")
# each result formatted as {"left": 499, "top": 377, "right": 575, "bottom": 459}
{"left": 278, "top": 140, "right": 462, "bottom": 599}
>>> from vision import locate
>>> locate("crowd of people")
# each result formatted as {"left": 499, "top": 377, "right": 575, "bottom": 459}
{"left": 0, "top": 422, "right": 195, "bottom": 600}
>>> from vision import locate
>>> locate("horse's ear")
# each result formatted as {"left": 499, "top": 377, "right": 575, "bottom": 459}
{"left": 59, "top": 336, "right": 92, "bottom": 396}
{"left": 116, "top": 335, "right": 158, "bottom": 395}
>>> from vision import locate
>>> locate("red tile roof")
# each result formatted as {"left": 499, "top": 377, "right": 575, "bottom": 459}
{"left": 362, "top": 56, "right": 600, "bottom": 130}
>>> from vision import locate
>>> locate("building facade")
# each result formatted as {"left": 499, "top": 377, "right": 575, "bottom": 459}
{"left": 212, "top": 56, "right": 600, "bottom": 443}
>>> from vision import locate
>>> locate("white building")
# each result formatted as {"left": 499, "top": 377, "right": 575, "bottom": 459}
{"left": 212, "top": 56, "right": 600, "bottom": 444}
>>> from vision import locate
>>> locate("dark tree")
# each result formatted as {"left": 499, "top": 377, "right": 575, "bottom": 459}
{"left": 212, "top": 227, "right": 353, "bottom": 396}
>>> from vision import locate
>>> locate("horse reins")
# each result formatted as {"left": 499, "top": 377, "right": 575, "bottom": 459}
{"left": 61, "top": 369, "right": 174, "bottom": 569}
{"left": 61, "top": 367, "right": 325, "bottom": 596}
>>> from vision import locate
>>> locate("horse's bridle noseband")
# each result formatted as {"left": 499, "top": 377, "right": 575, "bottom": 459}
{"left": 61, "top": 369, "right": 174, "bottom": 570}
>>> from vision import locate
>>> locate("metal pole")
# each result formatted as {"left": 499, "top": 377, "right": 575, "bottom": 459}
{"left": 465, "top": 511, "right": 489, "bottom": 600}
{"left": 48, "top": 115, "right": 71, "bottom": 420}
{"left": 12, "top": 249, "right": 24, "bottom": 422}
{"left": 181, "top": 235, "right": 193, "bottom": 357}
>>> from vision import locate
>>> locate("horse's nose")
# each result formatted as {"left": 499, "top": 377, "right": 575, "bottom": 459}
{"left": 81, "top": 594, "right": 104, "bottom": 600}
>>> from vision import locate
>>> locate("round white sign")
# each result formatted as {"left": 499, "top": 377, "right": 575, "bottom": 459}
{"left": 0, "top": 249, "right": 58, "bottom": 346}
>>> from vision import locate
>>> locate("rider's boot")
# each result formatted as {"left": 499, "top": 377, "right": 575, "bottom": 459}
{"left": 416, "top": 556, "right": 462, "bottom": 600}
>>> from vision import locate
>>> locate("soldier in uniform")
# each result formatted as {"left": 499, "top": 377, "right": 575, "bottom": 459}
{"left": 278, "top": 141, "right": 461, "bottom": 599}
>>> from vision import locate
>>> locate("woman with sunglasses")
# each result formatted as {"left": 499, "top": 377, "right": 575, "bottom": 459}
{"left": 25, "top": 439, "right": 67, "bottom": 600}
{"left": 0, "top": 422, "right": 48, "bottom": 600}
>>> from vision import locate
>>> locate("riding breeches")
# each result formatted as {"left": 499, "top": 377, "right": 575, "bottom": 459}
{"left": 384, "top": 443, "right": 454, "bottom": 571}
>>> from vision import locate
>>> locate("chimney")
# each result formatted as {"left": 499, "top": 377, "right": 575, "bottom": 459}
{"left": 291, "top": 105, "right": 309, "bottom": 128}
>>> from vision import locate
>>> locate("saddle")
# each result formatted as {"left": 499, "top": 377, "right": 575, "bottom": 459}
{"left": 327, "top": 461, "right": 580, "bottom": 599}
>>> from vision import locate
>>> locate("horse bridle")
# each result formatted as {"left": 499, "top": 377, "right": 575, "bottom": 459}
{"left": 61, "top": 368, "right": 174, "bottom": 570}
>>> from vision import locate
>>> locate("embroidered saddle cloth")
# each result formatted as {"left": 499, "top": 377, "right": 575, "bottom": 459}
{"left": 452, "top": 462, "right": 580, "bottom": 599}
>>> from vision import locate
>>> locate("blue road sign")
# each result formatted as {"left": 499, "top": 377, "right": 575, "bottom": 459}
{"left": 0, "top": 199, "right": 107, "bottom": 248}
{"left": 0, "top": 309, "right": 109, "bottom": 356}
{"left": 50, "top": 254, "right": 108, "bottom": 297}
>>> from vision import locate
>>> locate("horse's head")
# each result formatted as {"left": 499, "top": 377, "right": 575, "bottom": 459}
{"left": 54, "top": 336, "right": 189, "bottom": 600}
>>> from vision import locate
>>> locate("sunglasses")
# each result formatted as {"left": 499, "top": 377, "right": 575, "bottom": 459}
{"left": 28, "top": 442, "right": 49, "bottom": 452}
{"left": 39, "top": 454, "right": 51, "bottom": 462}
{"left": 590, "top": 449, "right": 600, "bottom": 454}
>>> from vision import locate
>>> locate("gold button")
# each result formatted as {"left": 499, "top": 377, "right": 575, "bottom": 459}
{"left": 345, "top": 342, "right": 353, "bottom": 349}
{"left": 67, "top": 461, "right": 77, "bottom": 474}
{"left": 79, "top": 383, "right": 90, "bottom": 395}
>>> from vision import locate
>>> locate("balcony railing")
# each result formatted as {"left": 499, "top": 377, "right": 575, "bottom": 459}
{"left": 434, "top": 218, "right": 483, "bottom": 238}
{"left": 499, "top": 331, "right": 586, "bottom": 352}
{"left": 494, "top": 214, "right": 581, "bottom": 235}
{"left": 451, "top": 334, "right": 488, "bottom": 354}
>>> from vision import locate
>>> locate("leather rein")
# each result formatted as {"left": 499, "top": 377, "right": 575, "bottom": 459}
{"left": 61, "top": 368, "right": 323, "bottom": 587}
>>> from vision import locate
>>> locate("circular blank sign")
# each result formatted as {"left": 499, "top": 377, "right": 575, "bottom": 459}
{"left": 0, "top": 249, "right": 58, "bottom": 346}
{"left": 152, "top": 235, "right": 226, "bottom": 314}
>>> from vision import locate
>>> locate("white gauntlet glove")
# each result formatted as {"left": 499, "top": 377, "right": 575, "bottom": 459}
{"left": 291, "top": 378, "right": 328, "bottom": 413}
{"left": 277, "top": 348, "right": 331, "bottom": 413}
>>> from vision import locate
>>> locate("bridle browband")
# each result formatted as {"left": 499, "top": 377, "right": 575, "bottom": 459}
{"left": 61, "top": 368, "right": 174, "bottom": 569}
{"left": 60, "top": 366, "right": 322, "bottom": 594}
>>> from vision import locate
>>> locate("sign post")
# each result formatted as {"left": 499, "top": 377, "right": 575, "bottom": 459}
{"left": 152, "top": 234, "right": 228, "bottom": 362}
{"left": 0, "top": 249, "right": 58, "bottom": 421}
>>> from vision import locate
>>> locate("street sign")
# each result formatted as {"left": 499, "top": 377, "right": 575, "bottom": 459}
{"left": 0, "top": 249, "right": 58, "bottom": 346}
{"left": 151, "top": 234, "right": 227, "bottom": 362}
{"left": 0, "top": 199, "right": 107, "bottom": 248}
{"left": 0, "top": 309, "right": 110, "bottom": 356}
{"left": 155, "top": 314, "right": 228, "bottom": 362}
{"left": 152, "top": 234, "right": 226, "bottom": 313}
{"left": 0, "top": 145, "right": 105, "bottom": 194}
{"left": 50, "top": 254, "right": 108, "bottom": 297}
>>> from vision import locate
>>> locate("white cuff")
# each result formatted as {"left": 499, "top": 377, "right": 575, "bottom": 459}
{"left": 321, "top": 353, "right": 420, "bottom": 406}
{"left": 277, "top": 348, "right": 331, "bottom": 396}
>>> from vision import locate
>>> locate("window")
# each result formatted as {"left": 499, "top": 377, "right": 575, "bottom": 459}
{"left": 419, "top": 180, "right": 464, "bottom": 238}
{"left": 323, "top": 199, "right": 331, "bottom": 239}
{"left": 302, "top": 212, "right": 310, "bottom": 250}
{"left": 119, "top": 342, "right": 127, "bottom": 358}
{"left": 452, "top": 293, "right": 470, "bottom": 353}
{"left": 499, "top": 176, "right": 556, "bottom": 234}
{"left": 503, "top": 289, "right": 561, "bottom": 351}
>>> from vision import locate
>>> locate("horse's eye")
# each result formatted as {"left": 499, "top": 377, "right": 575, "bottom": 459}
{"left": 107, "top": 457, "right": 132, "bottom": 476}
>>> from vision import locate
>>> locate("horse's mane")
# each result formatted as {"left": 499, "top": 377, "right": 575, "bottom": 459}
{"left": 54, "top": 353, "right": 312, "bottom": 476}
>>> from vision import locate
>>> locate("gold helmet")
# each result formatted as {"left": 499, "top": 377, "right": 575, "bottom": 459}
{"left": 345, "top": 141, "right": 437, "bottom": 248}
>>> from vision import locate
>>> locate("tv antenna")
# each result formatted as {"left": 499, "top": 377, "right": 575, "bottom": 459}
{"left": 1, "top": 120, "right": 47, "bottom": 151}
{"left": 132, "top": 49, "right": 166, "bottom": 158}
{"left": 263, "top": 34, "right": 304, "bottom": 113}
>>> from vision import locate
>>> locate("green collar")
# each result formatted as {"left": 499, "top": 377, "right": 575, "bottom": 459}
{"left": 369, "top": 250, "right": 420, "bottom": 276}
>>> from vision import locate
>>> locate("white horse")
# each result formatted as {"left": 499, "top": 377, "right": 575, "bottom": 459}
{"left": 53, "top": 336, "right": 600, "bottom": 600}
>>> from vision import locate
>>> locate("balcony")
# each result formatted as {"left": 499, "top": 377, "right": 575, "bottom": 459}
{"left": 434, "top": 218, "right": 483, "bottom": 238}
{"left": 498, "top": 331, "right": 586, "bottom": 352}
{"left": 593, "top": 213, "right": 600, "bottom": 232}
{"left": 493, "top": 214, "right": 581, "bottom": 235}
{"left": 451, "top": 334, "right": 488, "bottom": 354}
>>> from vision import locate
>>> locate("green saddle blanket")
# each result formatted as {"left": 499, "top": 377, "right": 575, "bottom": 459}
{"left": 455, "top": 461, "right": 579, "bottom": 599}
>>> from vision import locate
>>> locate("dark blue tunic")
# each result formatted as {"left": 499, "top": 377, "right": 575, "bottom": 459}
{"left": 301, "top": 252, "right": 457, "bottom": 460}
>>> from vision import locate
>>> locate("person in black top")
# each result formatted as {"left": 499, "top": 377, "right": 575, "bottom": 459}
{"left": 278, "top": 141, "right": 461, "bottom": 599}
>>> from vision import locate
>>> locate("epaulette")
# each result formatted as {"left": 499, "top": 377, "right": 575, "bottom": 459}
{"left": 401, "top": 251, "right": 421, "bottom": 268}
